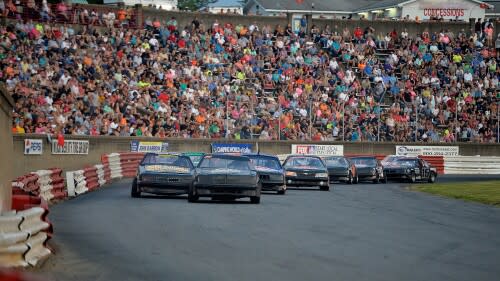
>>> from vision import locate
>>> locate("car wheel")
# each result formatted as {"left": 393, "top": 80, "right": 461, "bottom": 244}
{"left": 320, "top": 185, "right": 330, "bottom": 191}
{"left": 347, "top": 172, "right": 353, "bottom": 184}
{"left": 382, "top": 173, "right": 388, "bottom": 183}
{"left": 373, "top": 174, "right": 380, "bottom": 184}
{"left": 277, "top": 185, "right": 286, "bottom": 195}
{"left": 131, "top": 178, "right": 141, "bottom": 198}
{"left": 428, "top": 173, "right": 436, "bottom": 183}
{"left": 410, "top": 172, "right": 416, "bottom": 183}
{"left": 188, "top": 187, "right": 199, "bottom": 203}
{"left": 354, "top": 174, "right": 359, "bottom": 184}
{"left": 250, "top": 196, "right": 261, "bottom": 204}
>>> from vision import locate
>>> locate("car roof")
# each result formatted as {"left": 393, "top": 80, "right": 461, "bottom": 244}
{"left": 203, "top": 154, "right": 251, "bottom": 161}
{"left": 242, "top": 153, "right": 279, "bottom": 159}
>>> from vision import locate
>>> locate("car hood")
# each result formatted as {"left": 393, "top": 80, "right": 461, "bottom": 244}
{"left": 140, "top": 164, "right": 192, "bottom": 174}
{"left": 285, "top": 167, "right": 327, "bottom": 173}
{"left": 197, "top": 168, "right": 256, "bottom": 176}
{"left": 255, "top": 166, "right": 283, "bottom": 174}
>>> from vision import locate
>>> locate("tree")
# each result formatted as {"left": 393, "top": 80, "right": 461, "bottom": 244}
{"left": 177, "top": 0, "right": 217, "bottom": 11}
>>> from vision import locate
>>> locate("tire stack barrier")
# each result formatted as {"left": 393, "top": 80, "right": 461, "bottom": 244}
{"left": 33, "top": 169, "right": 67, "bottom": 202}
{"left": 0, "top": 207, "right": 52, "bottom": 267}
{"left": 66, "top": 163, "right": 113, "bottom": 197}
{"left": 83, "top": 167, "right": 100, "bottom": 191}
{"left": 101, "top": 153, "right": 123, "bottom": 179}
{"left": 12, "top": 175, "right": 40, "bottom": 196}
{"left": 118, "top": 153, "right": 145, "bottom": 178}
{"left": 444, "top": 156, "right": 500, "bottom": 174}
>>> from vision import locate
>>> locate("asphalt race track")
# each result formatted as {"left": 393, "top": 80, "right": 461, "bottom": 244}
{"left": 39, "top": 176, "right": 500, "bottom": 281}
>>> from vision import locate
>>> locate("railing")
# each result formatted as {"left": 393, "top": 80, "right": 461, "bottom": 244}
{"left": 2, "top": 3, "right": 140, "bottom": 29}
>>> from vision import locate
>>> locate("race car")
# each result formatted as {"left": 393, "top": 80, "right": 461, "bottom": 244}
{"left": 190, "top": 154, "right": 261, "bottom": 203}
{"left": 322, "top": 156, "right": 358, "bottom": 184}
{"left": 348, "top": 156, "right": 386, "bottom": 183}
{"left": 181, "top": 152, "right": 206, "bottom": 167}
{"left": 131, "top": 153, "right": 196, "bottom": 198}
{"left": 384, "top": 157, "right": 438, "bottom": 183}
{"left": 244, "top": 153, "right": 286, "bottom": 194}
{"left": 283, "top": 155, "right": 330, "bottom": 191}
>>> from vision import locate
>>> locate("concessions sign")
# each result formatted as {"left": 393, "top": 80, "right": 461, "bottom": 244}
{"left": 211, "top": 143, "right": 253, "bottom": 153}
{"left": 291, "top": 144, "right": 344, "bottom": 156}
{"left": 24, "top": 139, "right": 43, "bottom": 155}
{"left": 396, "top": 146, "right": 459, "bottom": 157}
{"left": 51, "top": 140, "right": 89, "bottom": 155}
{"left": 130, "top": 141, "right": 169, "bottom": 153}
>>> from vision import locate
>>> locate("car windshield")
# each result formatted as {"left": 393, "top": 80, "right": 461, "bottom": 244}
{"left": 324, "top": 157, "right": 348, "bottom": 167}
{"left": 142, "top": 154, "right": 192, "bottom": 168}
{"left": 199, "top": 156, "right": 251, "bottom": 170}
{"left": 351, "top": 158, "right": 377, "bottom": 166}
{"left": 284, "top": 157, "right": 325, "bottom": 168}
{"left": 247, "top": 156, "right": 282, "bottom": 170}
{"left": 395, "top": 159, "right": 419, "bottom": 167}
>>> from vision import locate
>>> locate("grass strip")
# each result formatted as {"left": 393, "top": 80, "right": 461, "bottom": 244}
{"left": 414, "top": 180, "right": 500, "bottom": 206}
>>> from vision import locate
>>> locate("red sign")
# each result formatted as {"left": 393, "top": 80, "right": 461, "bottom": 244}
{"left": 423, "top": 8, "right": 465, "bottom": 17}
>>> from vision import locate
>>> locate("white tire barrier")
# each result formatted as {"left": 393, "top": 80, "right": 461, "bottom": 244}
{"left": 444, "top": 156, "right": 500, "bottom": 175}
{"left": 0, "top": 207, "right": 51, "bottom": 268}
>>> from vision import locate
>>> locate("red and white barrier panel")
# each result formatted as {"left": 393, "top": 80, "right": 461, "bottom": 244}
{"left": 101, "top": 152, "right": 144, "bottom": 178}
{"left": 12, "top": 169, "right": 67, "bottom": 202}
{"left": 66, "top": 163, "right": 112, "bottom": 197}
{"left": 0, "top": 207, "right": 51, "bottom": 268}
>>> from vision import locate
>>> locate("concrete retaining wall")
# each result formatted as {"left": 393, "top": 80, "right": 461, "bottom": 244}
{"left": 12, "top": 134, "right": 500, "bottom": 178}
{"left": 1, "top": 84, "right": 14, "bottom": 211}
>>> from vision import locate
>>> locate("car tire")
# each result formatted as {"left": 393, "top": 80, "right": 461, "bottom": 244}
{"left": 373, "top": 174, "right": 380, "bottom": 184}
{"left": 187, "top": 187, "right": 199, "bottom": 203}
{"left": 428, "top": 173, "right": 436, "bottom": 183}
{"left": 410, "top": 172, "right": 416, "bottom": 183}
{"left": 277, "top": 189, "right": 286, "bottom": 195}
{"left": 347, "top": 172, "right": 353, "bottom": 184}
{"left": 354, "top": 174, "right": 359, "bottom": 184}
{"left": 382, "top": 173, "right": 388, "bottom": 183}
{"left": 131, "top": 178, "right": 141, "bottom": 198}
{"left": 250, "top": 196, "right": 261, "bottom": 204}
{"left": 320, "top": 186, "right": 330, "bottom": 191}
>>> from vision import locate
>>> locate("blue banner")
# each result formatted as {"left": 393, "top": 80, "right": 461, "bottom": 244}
{"left": 131, "top": 141, "right": 169, "bottom": 153}
{"left": 211, "top": 143, "right": 253, "bottom": 153}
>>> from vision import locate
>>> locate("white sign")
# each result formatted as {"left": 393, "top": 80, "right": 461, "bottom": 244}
{"left": 291, "top": 144, "right": 344, "bottom": 156}
{"left": 52, "top": 140, "right": 89, "bottom": 155}
{"left": 396, "top": 146, "right": 459, "bottom": 157}
{"left": 24, "top": 139, "right": 43, "bottom": 155}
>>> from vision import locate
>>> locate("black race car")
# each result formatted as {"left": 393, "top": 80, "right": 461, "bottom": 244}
{"left": 283, "top": 155, "right": 330, "bottom": 191}
{"left": 349, "top": 156, "right": 386, "bottom": 183}
{"left": 384, "top": 157, "right": 438, "bottom": 183}
{"left": 190, "top": 154, "right": 261, "bottom": 203}
{"left": 322, "top": 156, "right": 358, "bottom": 184}
{"left": 131, "top": 153, "right": 196, "bottom": 198}
{"left": 244, "top": 153, "right": 286, "bottom": 195}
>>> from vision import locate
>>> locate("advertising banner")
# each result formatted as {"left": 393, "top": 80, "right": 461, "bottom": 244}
{"left": 291, "top": 144, "right": 344, "bottom": 156}
{"left": 211, "top": 143, "right": 253, "bottom": 153}
{"left": 395, "top": 146, "right": 459, "bottom": 157}
{"left": 24, "top": 139, "right": 43, "bottom": 155}
{"left": 51, "top": 140, "right": 89, "bottom": 155}
{"left": 130, "top": 141, "right": 169, "bottom": 153}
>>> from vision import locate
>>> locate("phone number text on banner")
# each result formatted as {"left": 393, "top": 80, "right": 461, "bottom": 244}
{"left": 396, "top": 146, "right": 459, "bottom": 156}
{"left": 52, "top": 140, "right": 89, "bottom": 155}
{"left": 291, "top": 144, "right": 344, "bottom": 156}
{"left": 211, "top": 143, "right": 253, "bottom": 153}
{"left": 130, "top": 141, "right": 169, "bottom": 153}
{"left": 24, "top": 139, "right": 43, "bottom": 155}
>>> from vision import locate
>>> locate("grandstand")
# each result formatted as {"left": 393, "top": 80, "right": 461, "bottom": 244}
{"left": 1, "top": 1, "right": 499, "bottom": 143}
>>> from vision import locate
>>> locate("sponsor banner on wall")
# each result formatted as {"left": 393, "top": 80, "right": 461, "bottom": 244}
{"left": 24, "top": 139, "right": 43, "bottom": 155}
{"left": 130, "top": 141, "right": 169, "bottom": 153}
{"left": 396, "top": 146, "right": 459, "bottom": 157}
{"left": 51, "top": 140, "right": 89, "bottom": 155}
{"left": 291, "top": 144, "right": 344, "bottom": 156}
{"left": 211, "top": 143, "right": 253, "bottom": 153}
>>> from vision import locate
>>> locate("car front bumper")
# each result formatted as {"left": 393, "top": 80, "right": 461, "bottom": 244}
{"left": 137, "top": 178, "right": 192, "bottom": 194}
{"left": 285, "top": 177, "right": 329, "bottom": 187}
{"left": 194, "top": 185, "right": 260, "bottom": 197}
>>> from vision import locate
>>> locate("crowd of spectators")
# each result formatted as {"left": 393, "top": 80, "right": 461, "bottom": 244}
{"left": 1, "top": 4, "right": 499, "bottom": 142}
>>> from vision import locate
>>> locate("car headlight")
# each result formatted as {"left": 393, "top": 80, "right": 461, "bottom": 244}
{"left": 285, "top": 171, "right": 297, "bottom": 177}
{"left": 315, "top": 173, "right": 328, "bottom": 178}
